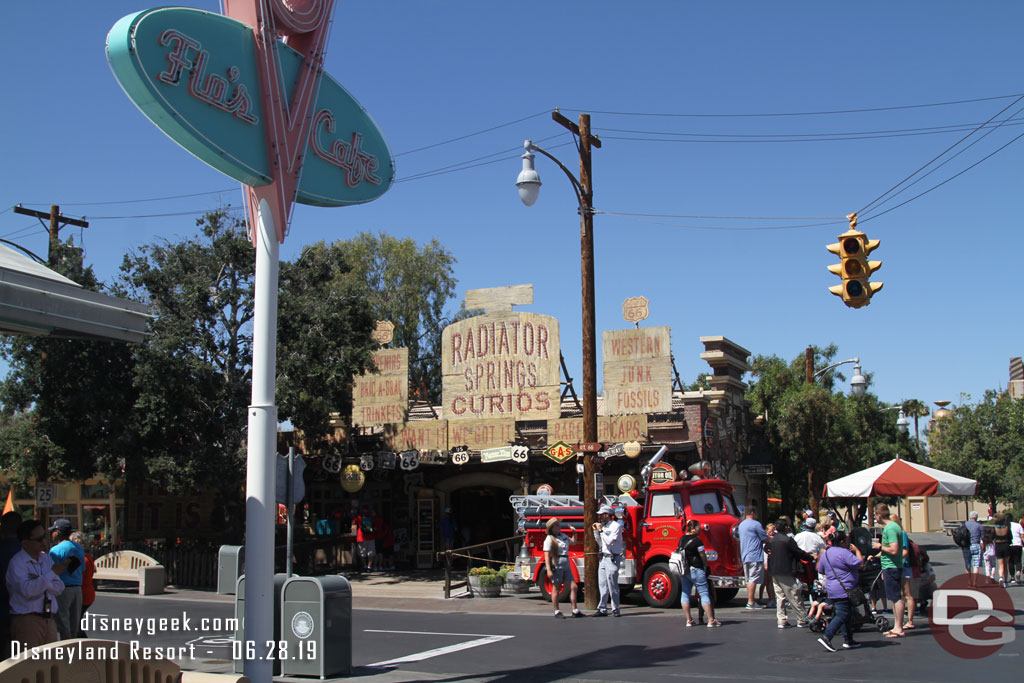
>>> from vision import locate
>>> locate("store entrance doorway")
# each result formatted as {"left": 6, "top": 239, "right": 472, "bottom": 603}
{"left": 449, "top": 486, "right": 515, "bottom": 548}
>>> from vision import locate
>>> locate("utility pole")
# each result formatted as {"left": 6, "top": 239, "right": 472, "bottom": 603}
{"left": 12, "top": 204, "right": 89, "bottom": 266}
{"left": 552, "top": 111, "right": 603, "bottom": 609}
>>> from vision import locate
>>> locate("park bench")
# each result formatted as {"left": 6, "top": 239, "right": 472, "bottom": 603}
{"left": 94, "top": 550, "right": 166, "bottom": 595}
{"left": 0, "top": 638, "right": 250, "bottom": 682}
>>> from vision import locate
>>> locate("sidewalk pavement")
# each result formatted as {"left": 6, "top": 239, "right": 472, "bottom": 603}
{"left": 157, "top": 567, "right": 557, "bottom": 616}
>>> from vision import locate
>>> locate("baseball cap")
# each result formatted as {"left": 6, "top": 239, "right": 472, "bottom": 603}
{"left": 804, "top": 517, "right": 817, "bottom": 529}
{"left": 49, "top": 518, "right": 72, "bottom": 532}
{"left": 546, "top": 517, "right": 560, "bottom": 530}
{"left": 598, "top": 505, "right": 615, "bottom": 516}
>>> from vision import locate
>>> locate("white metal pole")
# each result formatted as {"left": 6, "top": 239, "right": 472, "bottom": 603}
{"left": 244, "top": 198, "right": 279, "bottom": 683}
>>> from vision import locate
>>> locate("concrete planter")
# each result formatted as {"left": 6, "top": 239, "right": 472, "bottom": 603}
{"left": 468, "top": 574, "right": 504, "bottom": 597}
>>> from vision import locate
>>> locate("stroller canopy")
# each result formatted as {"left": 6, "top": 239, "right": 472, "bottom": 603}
{"left": 824, "top": 458, "right": 977, "bottom": 498}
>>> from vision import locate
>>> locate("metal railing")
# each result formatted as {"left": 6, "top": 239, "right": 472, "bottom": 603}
{"left": 437, "top": 534, "right": 524, "bottom": 599}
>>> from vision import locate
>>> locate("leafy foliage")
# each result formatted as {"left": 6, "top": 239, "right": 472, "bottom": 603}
{"left": 746, "top": 344, "right": 905, "bottom": 514}
{"left": 929, "top": 391, "right": 1024, "bottom": 510}
{"left": 277, "top": 242, "right": 377, "bottom": 452}
{"left": 328, "top": 233, "right": 457, "bottom": 403}
{"left": 0, "top": 238, "right": 135, "bottom": 482}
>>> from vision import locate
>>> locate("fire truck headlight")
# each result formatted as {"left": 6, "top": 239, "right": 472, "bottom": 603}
{"left": 731, "top": 523, "right": 739, "bottom": 541}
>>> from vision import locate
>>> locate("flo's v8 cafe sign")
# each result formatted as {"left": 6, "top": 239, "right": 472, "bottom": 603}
{"left": 106, "top": 6, "right": 393, "bottom": 209}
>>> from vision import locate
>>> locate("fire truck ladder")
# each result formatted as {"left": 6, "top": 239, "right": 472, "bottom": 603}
{"left": 509, "top": 494, "right": 620, "bottom": 514}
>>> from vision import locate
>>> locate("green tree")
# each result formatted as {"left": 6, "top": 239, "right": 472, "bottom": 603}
{"left": 277, "top": 242, "right": 378, "bottom": 452}
{"left": 0, "top": 238, "right": 136, "bottom": 482}
{"left": 117, "top": 209, "right": 254, "bottom": 495}
{"left": 746, "top": 344, "right": 902, "bottom": 515}
{"left": 929, "top": 391, "right": 1024, "bottom": 511}
{"left": 329, "top": 233, "right": 457, "bottom": 404}
{"left": 900, "top": 398, "right": 930, "bottom": 458}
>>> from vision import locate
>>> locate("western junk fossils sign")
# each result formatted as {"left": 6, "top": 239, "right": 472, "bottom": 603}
{"left": 601, "top": 326, "right": 672, "bottom": 415}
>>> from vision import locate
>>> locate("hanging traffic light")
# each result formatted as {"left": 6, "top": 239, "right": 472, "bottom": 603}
{"left": 827, "top": 212, "right": 882, "bottom": 308}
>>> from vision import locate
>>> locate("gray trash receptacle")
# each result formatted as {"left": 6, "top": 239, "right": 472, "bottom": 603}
{"left": 280, "top": 575, "right": 352, "bottom": 678}
{"left": 217, "top": 545, "right": 245, "bottom": 594}
{"left": 234, "top": 573, "right": 288, "bottom": 674}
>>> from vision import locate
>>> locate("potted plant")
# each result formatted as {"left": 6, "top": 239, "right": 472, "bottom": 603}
{"left": 468, "top": 566, "right": 504, "bottom": 597}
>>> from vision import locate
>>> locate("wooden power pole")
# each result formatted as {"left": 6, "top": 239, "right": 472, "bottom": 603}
{"left": 12, "top": 204, "right": 89, "bottom": 266}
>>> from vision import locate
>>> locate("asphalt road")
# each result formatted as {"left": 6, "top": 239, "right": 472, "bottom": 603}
{"left": 82, "top": 534, "right": 1022, "bottom": 682}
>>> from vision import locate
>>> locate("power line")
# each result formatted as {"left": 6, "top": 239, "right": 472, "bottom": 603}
{"left": 858, "top": 94, "right": 1024, "bottom": 216}
{"left": 393, "top": 110, "right": 551, "bottom": 157}
{"left": 598, "top": 120, "right": 1024, "bottom": 144}
{"left": 84, "top": 207, "right": 245, "bottom": 220}
{"left": 395, "top": 134, "right": 570, "bottom": 183}
{"left": 860, "top": 103, "right": 1024, "bottom": 218}
{"left": 19, "top": 188, "right": 239, "bottom": 208}
{"left": 860, "top": 129, "right": 1024, "bottom": 225}
{"left": 596, "top": 211, "right": 847, "bottom": 231}
{"left": 593, "top": 117, "right": 1024, "bottom": 141}
{"left": 562, "top": 93, "right": 1024, "bottom": 119}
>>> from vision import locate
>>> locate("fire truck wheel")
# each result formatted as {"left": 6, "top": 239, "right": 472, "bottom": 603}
{"left": 536, "top": 566, "right": 571, "bottom": 602}
{"left": 642, "top": 562, "right": 681, "bottom": 608}
{"left": 714, "top": 587, "right": 738, "bottom": 606}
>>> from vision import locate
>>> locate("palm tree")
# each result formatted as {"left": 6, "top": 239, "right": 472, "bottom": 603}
{"left": 902, "top": 398, "right": 930, "bottom": 458}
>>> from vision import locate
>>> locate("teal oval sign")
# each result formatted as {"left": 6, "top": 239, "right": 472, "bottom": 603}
{"left": 107, "top": 7, "right": 393, "bottom": 206}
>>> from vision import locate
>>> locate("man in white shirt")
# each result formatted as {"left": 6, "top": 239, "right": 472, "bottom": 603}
{"left": 1009, "top": 516, "right": 1023, "bottom": 585}
{"left": 795, "top": 518, "right": 826, "bottom": 559}
{"left": 6, "top": 520, "right": 68, "bottom": 650}
{"left": 592, "top": 504, "right": 624, "bottom": 617}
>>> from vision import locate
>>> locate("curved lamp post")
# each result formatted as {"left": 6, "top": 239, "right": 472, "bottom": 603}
{"left": 811, "top": 356, "right": 867, "bottom": 397}
{"left": 516, "top": 111, "right": 601, "bottom": 608}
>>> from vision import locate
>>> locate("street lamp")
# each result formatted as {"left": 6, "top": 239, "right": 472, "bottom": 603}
{"left": 809, "top": 350, "right": 867, "bottom": 397}
{"left": 516, "top": 110, "right": 602, "bottom": 609}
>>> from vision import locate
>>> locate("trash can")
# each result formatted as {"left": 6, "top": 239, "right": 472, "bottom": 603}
{"left": 233, "top": 573, "right": 288, "bottom": 674}
{"left": 280, "top": 575, "right": 352, "bottom": 678}
{"left": 217, "top": 545, "right": 245, "bottom": 595}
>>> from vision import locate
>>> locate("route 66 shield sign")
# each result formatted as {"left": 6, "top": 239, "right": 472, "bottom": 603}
{"left": 399, "top": 450, "right": 419, "bottom": 470}
{"left": 510, "top": 445, "right": 529, "bottom": 463}
{"left": 359, "top": 454, "right": 375, "bottom": 471}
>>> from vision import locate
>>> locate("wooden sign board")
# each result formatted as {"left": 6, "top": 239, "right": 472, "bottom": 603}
{"left": 442, "top": 311, "right": 561, "bottom": 421}
{"left": 384, "top": 420, "right": 448, "bottom": 452}
{"left": 371, "top": 320, "right": 395, "bottom": 345}
{"left": 352, "top": 348, "right": 409, "bottom": 426}
{"left": 622, "top": 296, "right": 649, "bottom": 324}
{"left": 602, "top": 326, "right": 672, "bottom": 415}
{"left": 447, "top": 418, "right": 516, "bottom": 451}
{"left": 547, "top": 414, "right": 648, "bottom": 445}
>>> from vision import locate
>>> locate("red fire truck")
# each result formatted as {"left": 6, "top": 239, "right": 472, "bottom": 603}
{"left": 512, "top": 455, "right": 744, "bottom": 608}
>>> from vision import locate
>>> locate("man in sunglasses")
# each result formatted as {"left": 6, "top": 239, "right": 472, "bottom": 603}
{"left": 5, "top": 520, "right": 69, "bottom": 649}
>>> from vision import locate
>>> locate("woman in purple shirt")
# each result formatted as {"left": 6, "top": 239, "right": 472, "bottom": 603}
{"left": 816, "top": 530, "right": 864, "bottom": 652}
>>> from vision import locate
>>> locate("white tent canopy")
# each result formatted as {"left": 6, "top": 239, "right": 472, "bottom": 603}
{"left": 824, "top": 458, "right": 977, "bottom": 498}
{"left": 0, "top": 244, "right": 150, "bottom": 342}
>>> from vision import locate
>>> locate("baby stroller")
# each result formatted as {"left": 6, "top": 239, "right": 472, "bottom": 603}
{"left": 811, "top": 556, "right": 891, "bottom": 634}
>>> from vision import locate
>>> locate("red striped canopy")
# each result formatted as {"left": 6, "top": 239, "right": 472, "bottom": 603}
{"left": 823, "top": 458, "right": 977, "bottom": 498}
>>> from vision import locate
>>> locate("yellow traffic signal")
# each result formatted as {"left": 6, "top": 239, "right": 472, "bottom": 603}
{"left": 827, "top": 213, "right": 882, "bottom": 308}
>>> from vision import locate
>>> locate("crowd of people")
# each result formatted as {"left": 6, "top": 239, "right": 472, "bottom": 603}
{"left": 954, "top": 510, "right": 1024, "bottom": 587}
{"left": 738, "top": 503, "right": 938, "bottom": 651}
{"left": 0, "top": 515, "right": 95, "bottom": 657}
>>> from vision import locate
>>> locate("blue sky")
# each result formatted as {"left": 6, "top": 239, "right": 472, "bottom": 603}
{"left": 3, "top": 2, "right": 1022, "bottom": 422}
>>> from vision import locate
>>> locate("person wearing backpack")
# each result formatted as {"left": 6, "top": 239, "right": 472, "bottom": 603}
{"left": 960, "top": 511, "right": 984, "bottom": 587}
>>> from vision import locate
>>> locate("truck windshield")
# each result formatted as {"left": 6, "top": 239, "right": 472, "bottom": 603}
{"left": 649, "top": 492, "right": 683, "bottom": 518}
{"left": 690, "top": 490, "right": 739, "bottom": 516}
